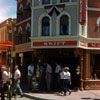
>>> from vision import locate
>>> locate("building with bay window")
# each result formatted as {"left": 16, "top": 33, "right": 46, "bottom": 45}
{"left": 30, "top": 0, "right": 100, "bottom": 90}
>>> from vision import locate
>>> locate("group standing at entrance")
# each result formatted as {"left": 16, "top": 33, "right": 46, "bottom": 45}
{"left": 27, "top": 62, "right": 81, "bottom": 96}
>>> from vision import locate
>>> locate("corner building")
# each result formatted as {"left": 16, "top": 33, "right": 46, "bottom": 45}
{"left": 30, "top": 0, "right": 100, "bottom": 90}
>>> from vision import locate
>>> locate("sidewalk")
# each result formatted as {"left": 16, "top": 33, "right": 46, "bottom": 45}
{"left": 23, "top": 90, "right": 100, "bottom": 100}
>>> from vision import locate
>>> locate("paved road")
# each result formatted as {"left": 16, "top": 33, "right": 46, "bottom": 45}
{"left": 6, "top": 96, "right": 33, "bottom": 100}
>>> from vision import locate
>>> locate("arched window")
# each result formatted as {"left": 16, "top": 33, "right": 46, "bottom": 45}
{"left": 18, "top": 26, "right": 23, "bottom": 34}
{"left": 60, "top": 15, "right": 69, "bottom": 35}
{"left": 42, "top": 17, "right": 50, "bottom": 36}
{"left": 42, "top": 0, "right": 50, "bottom": 4}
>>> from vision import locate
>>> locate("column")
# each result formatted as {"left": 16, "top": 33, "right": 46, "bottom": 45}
{"left": 80, "top": 54, "right": 84, "bottom": 90}
{"left": 84, "top": 50, "right": 90, "bottom": 80}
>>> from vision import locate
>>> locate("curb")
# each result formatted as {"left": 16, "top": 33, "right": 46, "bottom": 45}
{"left": 24, "top": 93, "right": 55, "bottom": 100}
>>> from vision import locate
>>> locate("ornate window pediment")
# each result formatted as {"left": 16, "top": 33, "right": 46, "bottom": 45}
{"left": 24, "top": 0, "right": 31, "bottom": 10}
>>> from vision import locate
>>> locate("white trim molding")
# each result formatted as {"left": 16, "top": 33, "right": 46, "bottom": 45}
{"left": 88, "top": 7, "right": 100, "bottom": 11}
{"left": 38, "top": 12, "right": 52, "bottom": 36}
{"left": 56, "top": 11, "right": 71, "bottom": 36}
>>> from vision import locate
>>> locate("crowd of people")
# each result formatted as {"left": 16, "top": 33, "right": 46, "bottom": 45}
{"left": 0, "top": 61, "right": 81, "bottom": 100}
{"left": 0, "top": 65, "right": 23, "bottom": 100}
{"left": 27, "top": 62, "right": 81, "bottom": 96}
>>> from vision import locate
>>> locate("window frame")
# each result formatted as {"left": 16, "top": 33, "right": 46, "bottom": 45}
{"left": 56, "top": 11, "right": 71, "bottom": 36}
{"left": 42, "top": 17, "right": 50, "bottom": 36}
{"left": 60, "top": 15, "right": 69, "bottom": 35}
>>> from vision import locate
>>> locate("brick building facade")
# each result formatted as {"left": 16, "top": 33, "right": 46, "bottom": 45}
{"left": 15, "top": 0, "right": 33, "bottom": 80}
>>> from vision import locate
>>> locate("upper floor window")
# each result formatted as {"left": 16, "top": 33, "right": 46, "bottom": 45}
{"left": 42, "top": 17, "right": 50, "bottom": 36}
{"left": 60, "top": 15, "right": 69, "bottom": 35}
{"left": 42, "top": 0, "right": 50, "bottom": 4}
{"left": 60, "top": 0, "right": 70, "bottom": 2}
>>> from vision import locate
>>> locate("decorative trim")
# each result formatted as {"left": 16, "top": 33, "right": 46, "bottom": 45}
{"left": 88, "top": 7, "right": 100, "bottom": 11}
{"left": 34, "top": 2, "right": 77, "bottom": 9}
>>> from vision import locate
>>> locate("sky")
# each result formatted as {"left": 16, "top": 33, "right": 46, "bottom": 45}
{"left": 0, "top": 0, "right": 17, "bottom": 23}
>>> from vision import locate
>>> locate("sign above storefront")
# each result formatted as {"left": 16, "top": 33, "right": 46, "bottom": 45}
{"left": 32, "top": 39, "right": 100, "bottom": 49}
{"left": 15, "top": 44, "right": 33, "bottom": 53}
{"left": 79, "top": 0, "right": 86, "bottom": 25}
{"left": 0, "top": 41, "right": 13, "bottom": 47}
{"left": 33, "top": 41, "right": 77, "bottom": 47}
{"left": 88, "top": 43, "right": 100, "bottom": 48}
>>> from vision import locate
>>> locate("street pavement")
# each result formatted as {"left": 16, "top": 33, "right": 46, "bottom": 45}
{"left": 11, "top": 95, "right": 33, "bottom": 100}
{"left": 22, "top": 83, "right": 100, "bottom": 100}
{"left": 24, "top": 90, "right": 100, "bottom": 100}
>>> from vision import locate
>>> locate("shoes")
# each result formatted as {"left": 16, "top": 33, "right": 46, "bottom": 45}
{"left": 60, "top": 91, "right": 64, "bottom": 95}
{"left": 20, "top": 95, "right": 24, "bottom": 98}
{"left": 64, "top": 92, "right": 66, "bottom": 96}
{"left": 69, "top": 90, "right": 72, "bottom": 95}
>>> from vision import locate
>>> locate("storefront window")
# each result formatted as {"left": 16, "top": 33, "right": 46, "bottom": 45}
{"left": 42, "top": 17, "right": 50, "bottom": 36}
{"left": 91, "top": 54, "right": 100, "bottom": 80}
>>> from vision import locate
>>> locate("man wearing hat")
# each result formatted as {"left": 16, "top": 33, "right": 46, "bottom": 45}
{"left": 63, "top": 67, "right": 71, "bottom": 96}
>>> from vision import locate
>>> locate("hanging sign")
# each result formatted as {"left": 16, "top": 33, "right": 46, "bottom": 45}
{"left": 79, "top": 0, "right": 86, "bottom": 25}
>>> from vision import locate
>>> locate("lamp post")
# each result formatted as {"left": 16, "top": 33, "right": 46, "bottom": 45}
{"left": 6, "top": 19, "right": 16, "bottom": 70}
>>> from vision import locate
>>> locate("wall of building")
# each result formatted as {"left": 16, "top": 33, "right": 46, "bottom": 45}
{"left": 32, "top": 0, "right": 78, "bottom": 37}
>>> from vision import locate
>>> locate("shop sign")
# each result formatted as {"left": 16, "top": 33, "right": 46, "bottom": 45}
{"left": 80, "top": 41, "right": 86, "bottom": 47}
{"left": 0, "top": 41, "right": 13, "bottom": 47}
{"left": 88, "top": 43, "right": 100, "bottom": 48}
{"left": 16, "top": 45, "right": 32, "bottom": 53}
{"left": 79, "top": 0, "right": 86, "bottom": 25}
{"left": 33, "top": 41, "right": 77, "bottom": 47}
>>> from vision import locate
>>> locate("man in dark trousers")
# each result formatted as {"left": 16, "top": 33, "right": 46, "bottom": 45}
{"left": 13, "top": 65, "right": 23, "bottom": 97}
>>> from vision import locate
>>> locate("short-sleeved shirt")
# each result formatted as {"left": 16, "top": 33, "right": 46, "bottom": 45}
{"left": 55, "top": 65, "right": 61, "bottom": 73}
{"left": 60, "top": 72, "right": 65, "bottom": 79}
{"left": 28, "top": 65, "right": 34, "bottom": 76}
{"left": 2, "top": 71, "right": 8, "bottom": 83}
{"left": 14, "top": 69, "right": 21, "bottom": 80}
{"left": 60, "top": 71, "right": 70, "bottom": 79}
{"left": 64, "top": 72, "right": 71, "bottom": 79}
{"left": 46, "top": 64, "right": 52, "bottom": 73}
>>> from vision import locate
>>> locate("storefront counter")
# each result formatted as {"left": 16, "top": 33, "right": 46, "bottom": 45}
{"left": 84, "top": 80, "right": 100, "bottom": 90}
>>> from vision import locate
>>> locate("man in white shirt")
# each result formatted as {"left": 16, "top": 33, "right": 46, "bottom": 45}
{"left": 27, "top": 63, "right": 34, "bottom": 90}
{"left": 1, "top": 66, "right": 9, "bottom": 100}
{"left": 45, "top": 63, "right": 52, "bottom": 91}
{"left": 13, "top": 65, "right": 23, "bottom": 97}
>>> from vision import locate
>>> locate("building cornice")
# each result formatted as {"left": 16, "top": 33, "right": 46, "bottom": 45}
{"left": 16, "top": 17, "right": 31, "bottom": 26}
{"left": 33, "top": 2, "right": 77, "bottom": 9}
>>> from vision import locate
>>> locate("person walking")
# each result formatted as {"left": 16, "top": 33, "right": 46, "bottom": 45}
{"left": 13, "top": 65, "right": 23, "bottom": 97}
{"left": 60, "top": 68, "right": 65, "bottom": 94}
{"left": 1, "top": 66, "right": 9, "bottom": 100}
{"left": 27, "top": 63, "right": 34, "bottom": 90}
{"left": 63, "top": 67, "right": 71, "bottom": 96}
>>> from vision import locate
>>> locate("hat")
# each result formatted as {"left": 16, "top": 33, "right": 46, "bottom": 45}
{"left": 64, "top": 67, "right": 69, "bottom": 70}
